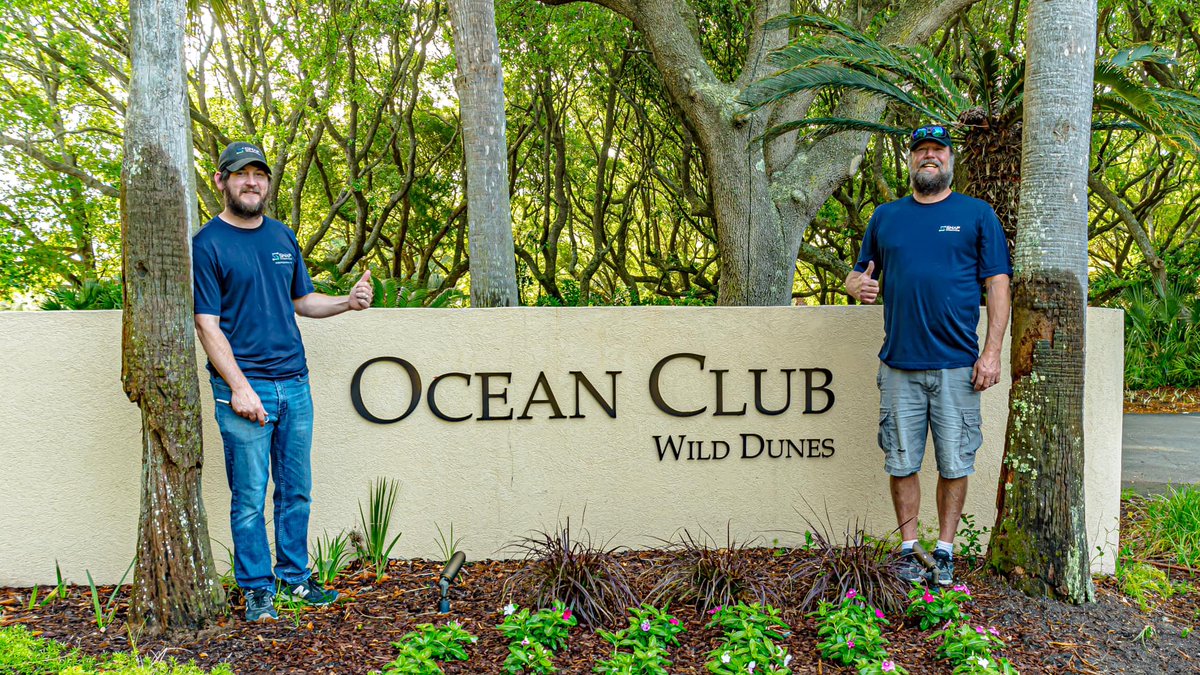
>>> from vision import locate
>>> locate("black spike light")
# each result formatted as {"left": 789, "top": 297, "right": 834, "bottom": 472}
{"left": 437, "top": 551, "right": 467, "bottom": 613}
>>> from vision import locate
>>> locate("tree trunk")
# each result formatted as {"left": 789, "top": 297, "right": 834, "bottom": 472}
{"left": 448, "top": 0, "right": 519, "bottom": 307}
{"left": 122, "top": 0, "right": 226, "bottom": 634}
{"left": 987, "top": 0, "right": 1096, "bottom": 604}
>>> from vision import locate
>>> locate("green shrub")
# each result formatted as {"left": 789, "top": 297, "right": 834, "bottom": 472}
{"left": 0, "top": 626, "right": 232, "bottom": 674}
{"left": 1121, "top": 282, "right": 1200, "bottom": 389}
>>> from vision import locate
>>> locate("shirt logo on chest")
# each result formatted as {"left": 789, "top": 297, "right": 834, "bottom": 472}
{"left": 938, "top": 225, "right": 961, "bottom": 232}
{"left": 271, "top": 252, "right": 294, "bottom": 265}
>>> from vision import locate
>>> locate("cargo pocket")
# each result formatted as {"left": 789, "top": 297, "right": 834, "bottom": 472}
{"left": 878, "top": 410, "right": 899, "bottom": 452}
{"left": 961, "top": 409, "right": 983, "bottom": 456}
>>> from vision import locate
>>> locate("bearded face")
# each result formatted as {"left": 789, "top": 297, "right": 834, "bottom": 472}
{"left": 909, "top": 144, "right": 954, "bottom": 196}
{"left": 220, "top": 167, "right": 268, "bottom": 218}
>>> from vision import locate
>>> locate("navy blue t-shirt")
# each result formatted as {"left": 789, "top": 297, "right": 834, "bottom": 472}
{"left": 854, "top": 193, "right": 1011, "bottom": 370}
{"left": 193, "top": 216, "right": 316, "bottom": 379}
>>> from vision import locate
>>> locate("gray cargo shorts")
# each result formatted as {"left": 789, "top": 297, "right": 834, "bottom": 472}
{"left": 876, "top": 363, "right": 983, "bottom": 479}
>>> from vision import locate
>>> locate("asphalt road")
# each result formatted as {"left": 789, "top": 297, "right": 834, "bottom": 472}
{"left": 1122, "top": 413, "right": 1200, "bottom": 495}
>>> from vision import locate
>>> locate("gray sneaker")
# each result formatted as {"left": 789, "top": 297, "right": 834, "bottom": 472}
{"left": 932, "top": 550, "right": 955, "bottom": 586}
{"left": 245, "top": 587, "right": 278, "bottom": 622}
{"left": 895, "top": 551, "right": 928, "bottom": 584}
{"left": 280, "top": 576, "right": 339, "bottom": 607}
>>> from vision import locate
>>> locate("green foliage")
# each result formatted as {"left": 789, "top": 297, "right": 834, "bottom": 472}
{"left": 930, "top": 623, "right": 1011, "bottom": 669}
{"left": 592, "top": 643, "right": 672, "bottom": 675}
{"left": 1125, "top": 486, "right": 1200, "bottom": 568}
{"left": 497, "top": 602, "right": 575, "bottom": 674}
{"left": 497, "top": 602, "right": 578, "bottom": 654}
{"left": 812, "top": 590, "right": 890, "bottom": 666}
{"left": 85, "top": 558, "right": 134, "bottom": 630}
{"left": 0, "top": 626, "right": 233, "bottom": 674}
{"left": 956, "top": 514, "right": 989, "bottom": 569}
{"left": 905, "top": 583, "right": 971, "bottom": 631}
{"left": 598, "top": 604, "right": 686, "bottom": 652}
{"left": 503, "top": 519, "right": 636, "bottom": 628}
{"left": 381, "top": 622, "right": 476, "bottom": 674}
{"left": 355, "top": 477, "right": 403, "bottom": 582}
{"left": 648, "top": 527, "right": 777, "bottom": 614}
{"left": 1120, "top": 282, "right": 1200, "bottom": 389}
{"left": 503, "top": 638, "right": 557, "bottom": 674}
{"left": 1116, "top": 562, "right": 1178, "bottom": 612}
{"left": 704, "top": 603, "right": 793, "bottom": 674}
{"left": 856, "top": 658, "right": 910, "bottom": 674}
{"left": 310, "top": 530, "right": 353, "bottom": 586}
{"left": 433, "top": 523, "right": 463, "bottom": 565}
{"left": 38, "top": 280, "right": 123, "bottom": 310}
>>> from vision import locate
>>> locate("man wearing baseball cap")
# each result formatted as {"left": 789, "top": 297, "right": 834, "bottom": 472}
{"left": 843, "top": 124, "right": 1011, "bottom": 587}
{"left": 193, "top": 141, "right": 374, "bottom": 622}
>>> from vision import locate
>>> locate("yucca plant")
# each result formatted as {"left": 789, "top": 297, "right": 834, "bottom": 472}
{"left": 357, "top": 477, "right": 404, "bottom": 582}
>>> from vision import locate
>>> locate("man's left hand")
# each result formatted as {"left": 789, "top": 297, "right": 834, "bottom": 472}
{"left": 349, "top": 270, "right": 373, "bottom": 310}
{"left": 972, "top": 351, "right": 1002, "bottom": 391}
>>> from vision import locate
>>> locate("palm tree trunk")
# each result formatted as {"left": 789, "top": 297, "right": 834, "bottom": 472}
{"left": 987, "top": 0, "right": 1097, "bottom": 604}
{"left": 123, "top": 0, "right": 226, "bottom": 633}
{"left": 448, "top": 0, "right": 519, "bottom": 307}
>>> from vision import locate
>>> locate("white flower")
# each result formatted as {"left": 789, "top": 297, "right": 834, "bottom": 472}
{"left": 503, "top": 603, "right": 517, "bottom": 616}
{"left": 521, "top": 638, "right": 530, "bottom": 646}
{"left": 783, "top": 654, "right": 792, "bottom": 666}
{"left": 747, "top": 662, "right": 756, "bottom": 673}
{"left": 975, "top": 656, "right": 991, "bottom": 667}
{"left": 721, "top": 652, "right": 731, "bottom": 664}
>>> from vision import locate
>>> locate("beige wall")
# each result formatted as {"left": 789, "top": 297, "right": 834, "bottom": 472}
{"left": 0, "top": 308, "right": 1124, "bottom": 586}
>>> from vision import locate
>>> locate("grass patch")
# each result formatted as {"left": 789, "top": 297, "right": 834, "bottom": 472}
{"left": 1125, "top": 486, "right": 1200, "bottom": 568}
{"left": 0, "top": 626, "right": 232, "bottom": 674}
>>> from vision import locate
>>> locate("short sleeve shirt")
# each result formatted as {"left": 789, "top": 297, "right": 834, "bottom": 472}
{"left": 193, "top": 216, "right": 315, "bottom": 379}
{"left": 854, "top": 193, "right": 1011, "bottom": 370}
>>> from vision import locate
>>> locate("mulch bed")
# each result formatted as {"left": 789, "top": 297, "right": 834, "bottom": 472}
{"left": 1124, "top": 388, "right": 1200, "bottom": 415}
{"left": 2, "top": 500, "right": 1197, "bottom": 674}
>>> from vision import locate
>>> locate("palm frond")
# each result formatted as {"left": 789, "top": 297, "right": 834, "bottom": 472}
{"left": 1105, "top": 44, "right": 1178, "bottom": 68}
{"left": 768, "top": 38, "right": 909, "bottom": 77}
{"left": 898, "top": 44, "right": 972, "bottom": 114}
{"left": 755, "top": 118, "right": 911, "bottom": 148}
{"left": 763, "top": 13, "right": 878, "bottom": 47}
{"left": 739, "top": 64, "right": 939, "bottom": 119}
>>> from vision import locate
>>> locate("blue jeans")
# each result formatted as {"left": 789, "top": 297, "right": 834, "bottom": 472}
{"left": 211, "top": 375, "right": 314, "bottom": 591}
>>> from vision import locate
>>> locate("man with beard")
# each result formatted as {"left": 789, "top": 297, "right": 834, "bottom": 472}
{"left": 843, "top": 125, "right": 1011, "bottom": 586}
{"left": 193, "top": 141, "right": 374, "bottom": 622}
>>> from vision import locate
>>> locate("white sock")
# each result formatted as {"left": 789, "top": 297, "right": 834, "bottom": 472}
{"left": 901, "top": 539, "right": 918, "bottom": 553}
{"left": 936, "top": 540, "right": 954, "bottom": 557}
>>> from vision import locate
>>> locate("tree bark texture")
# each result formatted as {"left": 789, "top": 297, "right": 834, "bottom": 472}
{"left": 987, "top": 0, "right": 1096, "bottom": 604}
{"left": 448, "top": 0, "right": 519, "bottom": 307}
{"left": 122, "top": 0, "right": 226, "bottom": 633}
{"left": 540, "top": 0, "right": 982, "bottom": 304}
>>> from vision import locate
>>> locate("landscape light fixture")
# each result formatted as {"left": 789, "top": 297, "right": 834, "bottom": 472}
{"left": 437, "top": 551, "right": 467, "bottom": 613}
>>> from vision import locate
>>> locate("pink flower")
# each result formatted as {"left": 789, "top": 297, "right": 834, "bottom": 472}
{"left": 875, "top": 609, "right": 885, "bottom": 620}
{"left": 846, "top": 588, "right": 858, "bottom": 600}
{"left": 989, "top": 627, "right": 1000, "bottom": 636}
{"left": 847, "top": 639, "right": 855, "bottom": 649}
{"left": 881, "top": 661, "right": 896, "bottom": 673}
{"left": 975, "top": 625, "right": 987, "bottom": 634}
{"left": 562, "top": 609, "right": 572, "bottom": 621}
{"left": 640, "top": 621, "right": 651, "bottom": 632}
{"left": 669, "top": 617, "right": 680, "bottom": 626}
{"left": 953, "top": 584, "right": 971, "bottom": 595}
{"left": 922, "top": 591, "right": 934, "bottom": 603}
{"left": 708, "top": 605, "right": 723, "bottom": 615}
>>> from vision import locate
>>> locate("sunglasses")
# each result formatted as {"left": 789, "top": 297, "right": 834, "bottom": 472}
{"left": 911, "top": 125, "right": 949, "bottom": 141}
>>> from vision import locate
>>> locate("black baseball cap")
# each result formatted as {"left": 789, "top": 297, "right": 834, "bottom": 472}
{"left": 218, "top": 141, "right": 271, "bottom": 174}
{"left": 909, "top": 124, "right": 953, "bottom": 151}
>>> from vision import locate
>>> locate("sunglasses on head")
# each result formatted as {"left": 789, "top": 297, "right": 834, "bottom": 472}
{"left": 911, "top": 125, "right": 948, "bottom": 140}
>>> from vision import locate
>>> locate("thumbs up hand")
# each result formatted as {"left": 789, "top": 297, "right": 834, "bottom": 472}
{"left": 349, "top": 269, "right": 373, "bottom": 310}
{"left": 854, "top": 260, "right": 880, "bottom": 304}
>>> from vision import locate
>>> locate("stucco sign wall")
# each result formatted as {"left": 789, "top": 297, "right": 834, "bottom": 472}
{"left": 0, "top": 307, "right": 1124, "bottom": 585}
